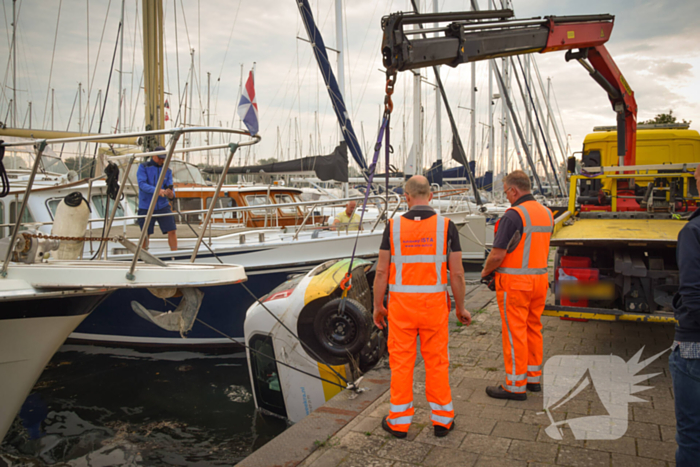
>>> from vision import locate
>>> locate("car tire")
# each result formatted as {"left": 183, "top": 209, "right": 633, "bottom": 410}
{"left": 313, "top": 298, "right": 371, "bottom": 358}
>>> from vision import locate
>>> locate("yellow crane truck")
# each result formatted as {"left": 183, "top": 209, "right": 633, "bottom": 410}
{"left": 545, "top": 125, "right": 700, "bottom": 323}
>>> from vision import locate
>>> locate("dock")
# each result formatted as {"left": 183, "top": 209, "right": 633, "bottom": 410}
{"left": 240, "top": 283, "right": 677, "bottom": 467}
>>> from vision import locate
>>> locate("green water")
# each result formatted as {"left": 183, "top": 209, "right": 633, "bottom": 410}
{"left": 0, "top": 345, "right": 288, "bottom": 466}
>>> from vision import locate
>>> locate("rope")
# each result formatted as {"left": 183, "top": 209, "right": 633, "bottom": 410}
{"left": 0, "top": 141, "right": 9, "bottom": 198}
{"left": 194, "top": 318, "right": 347, "bottom": 390}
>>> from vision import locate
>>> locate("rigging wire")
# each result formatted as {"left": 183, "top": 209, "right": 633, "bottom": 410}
{"left": 41, "top": 0, "right": 62, "bottom": 130}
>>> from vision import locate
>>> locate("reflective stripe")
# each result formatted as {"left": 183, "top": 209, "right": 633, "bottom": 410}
{"left": 517, "top": 206, "right": 533, "bottom": 269}
{"left": 503, "top": 383, "right": 526, "bottom": 393}
{"left": 390, "top": 215, "right": 447, "bottom": 292}
{"left": 506, "top": 373, "right": 527, "bottom": 382}
{"left": 502, "top": 291, "right": 516, "bottom": 382}
{"left": 435, "top": 216, "right": 446, "bottom": 283}
{"left": 429, "top": 401, "right": 454, "bottom": 412}
{"left": 496, "top": 267, "right": 548, "bottom": 275}
{"left": 525, "top": 226, "right": 553, "bottom": 233}
{"left": 390, "top": 401, "right": 414, "bottom": 413}
{"left": 528, "top": 375, "right": 542, "bottom": 383}
{"left": 393, "top": 254, "right": 447, "bottom": 264}
{"left": 389, "top": 284, "right": 448, "bottom": 293}
{"left": 392, "top": 218, "right": 403, "bottom": 286}
{"left": 431, "top": 414, "right": 454, "bottom": 425}
{"left": 387, "top": 415, "right": 413, "bottom": 426}
{"left": 528, "top": 365, "right": 542, "bottom": 372}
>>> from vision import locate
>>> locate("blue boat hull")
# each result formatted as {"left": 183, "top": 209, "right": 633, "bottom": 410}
{"left": 69, "top": 267, "right": 307, "bottom": 348}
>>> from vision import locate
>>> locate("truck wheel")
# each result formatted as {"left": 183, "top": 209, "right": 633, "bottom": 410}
{"left": 313, "top": 298, "right": 371, "bottom": 357}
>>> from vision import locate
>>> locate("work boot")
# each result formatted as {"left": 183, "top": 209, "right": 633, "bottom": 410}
{"left": 527, "top": 383, "right": 542, "bottom": 392}
{"left": 486, "top": 385, "right": 527, "bottom": 401}
{"left": 434, "top": 421, "right": 455, "bottom": 437}
{"left": 382, "top": 416, "right": 407, "bottom": 439}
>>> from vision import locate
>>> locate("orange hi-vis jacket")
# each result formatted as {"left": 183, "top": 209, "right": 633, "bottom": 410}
{"left": 495, "top": 199, "right": 553, "bottom": 393}
{"left": 496, "top": 200, "right": 554, "bottom": 276}
{"left": 386, "top": 213, "right": 454, "bottom": 431}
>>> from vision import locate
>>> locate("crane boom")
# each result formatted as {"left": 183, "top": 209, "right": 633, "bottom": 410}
{"left": 381, "top": 11, "right": 637, "bottom": 166}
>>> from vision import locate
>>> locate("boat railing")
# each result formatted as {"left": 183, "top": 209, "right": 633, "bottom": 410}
{"left": 0, "top": 193, "right": 399, "bottom": 243}
{"left": 0, "top": 126, "right": 260, "bottom": 279}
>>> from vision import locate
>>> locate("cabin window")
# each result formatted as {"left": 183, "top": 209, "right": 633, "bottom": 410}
{"left": 206, "top": 196, "right": 238, "bottom": 220}
{"left": 245, "top": 195, "right": 273, "bottom": 217}
{"left": 46, "top": 198, "right": 62, "bottom": 219}
{"left": 9, "top": 200, "right": 35, "bottom": 231}
{"left": 126, "top": 195, "right": 138, "bottom": 214}
{"left": 274, "top": 194, "right": 299, "bottom": 216}
{"left": 92, "top": 195, "right": 125, "bottom": 219}
{"left": 248, "top": 334, "right": 287, "bottom": 418}
{"left": 174, "top": 198, "right": 202, "bottom": 223}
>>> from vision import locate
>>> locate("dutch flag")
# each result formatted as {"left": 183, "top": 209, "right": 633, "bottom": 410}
{"left": 238, "top": 70, "right": 259, "bottom": 136}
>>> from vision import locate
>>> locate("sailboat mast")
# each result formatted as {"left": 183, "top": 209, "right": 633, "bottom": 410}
{"left": 118, "top": 0, "right": 125, "bottom": 133}
{"left": 470, "top": 0, "right": 477, "bottom": 164}
{"left": 12, "top": 0, "right": 17, "bottom": 127}
{"left": 142, "top": 0, "right": 165, "bottom": 148}
{"left": 433, "top": 0, "right": 441, "bottom": 175}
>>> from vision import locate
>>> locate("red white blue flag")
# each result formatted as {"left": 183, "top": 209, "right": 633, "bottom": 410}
{"left": 238, "top": 70, "right": 259, "bottom": 136}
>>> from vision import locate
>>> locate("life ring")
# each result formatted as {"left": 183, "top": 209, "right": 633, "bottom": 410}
{"left": 313, "top": 298, "right": 371, "bottom": 357}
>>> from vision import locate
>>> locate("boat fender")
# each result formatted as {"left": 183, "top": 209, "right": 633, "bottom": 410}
{"left": 51, "top": 191, "right": 91, "bottom": 260}
{"left": 147, "top": 287, "right": 182, "bottom": 299}
{"left": 130, "top": 287, "right": 204, "bottom": 338}
{"left": 313, "top": 297, "right": 371, "bottom": 357}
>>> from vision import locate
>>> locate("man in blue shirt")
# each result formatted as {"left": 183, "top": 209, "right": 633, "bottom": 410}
{"left": 136, "top": 146, "right": 177, "bottom": 250}
{"left": 670, "top": 164, "right": 700, "bottom": 466}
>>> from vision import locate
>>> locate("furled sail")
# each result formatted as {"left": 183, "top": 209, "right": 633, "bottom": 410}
{"left": 205, "top": 142, "right": 349, "bottom": 183}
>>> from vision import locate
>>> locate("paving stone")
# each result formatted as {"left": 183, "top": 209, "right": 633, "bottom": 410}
{"left": 611, "top": 453, "right": 667, "bottom": 467}
{"left": 374, "top": 438, "right": 432, "bottom": 464}
{"left": 491, "top": 421, "right": 539, "bottom": 441}
{"left": 636, "top": 438, "right": 677, "bottom": 462}
{"left": 308, "top": 448, "right": 349, "bottom": 467}
{"left": 337, "top": 454, "right": 394, "bottom": 467}
{"left": 660, "top": 424, "right": 676, "bottom": 443}
{"left": 421, "top": 446, "right": 478, "bottom": 467}
{"left": 505, "top": 393, "right": 545, "bottom": 411}
{"left": 633, "top": 406, "right": 676, "bottom": 426}
{"left": 478, "top": 405, "right": 525, "bottom": 422}
{"left": 584, "top": 436, "right": 637, "bottom": 456}
{"left": 350, "top": 416, "right": 382, "bottom": 434}
{"left": 556, "top": 445, "right": 610, "bottom": 466}
{"left": 413, "top": 424, "right": 467, "bottom": 448}
{"left": 337, "top": 431, "right": 387, "bottom": 456}
{"left": 466, "top": 388, "right": 509, "bottom": 407}
{"left": 624, "top": 421, "right": 662, "bottom": 441}
{"left": 453, "top": 415, "right": 497, "bottom": 435}
{"left": 459, "top": 432, "right": 512, "bottom": 457}
{"left": 473, "top": 456, "right": 527, "bottom": 467}
{"left": 536, "top": 427, "right": 585, "bottom": 448}
{"left": 520, "top": 410, "right": 550, "bottom": 426}
{"left": 507, "top": 439, "right": 558, "bottom": 463}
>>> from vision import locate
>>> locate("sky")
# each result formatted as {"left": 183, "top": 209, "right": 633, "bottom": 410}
{"left": 1, "top": 0, "right": 699, "bottom": 176}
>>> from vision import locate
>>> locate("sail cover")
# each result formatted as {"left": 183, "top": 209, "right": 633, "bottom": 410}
{"left": 296, "top": 0, "right": 367, "bottom": 172}
{"left": 205, "top": 142, "right": 349, "bottom": 183}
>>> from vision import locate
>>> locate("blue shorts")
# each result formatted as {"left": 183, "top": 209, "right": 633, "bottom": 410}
{"left": 138, "top": 206, "right": 177, "bottom": 235}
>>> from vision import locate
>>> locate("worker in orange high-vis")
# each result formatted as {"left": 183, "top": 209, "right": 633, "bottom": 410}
{"left": 373, "top": 175, "right": 472, "bottom": 438}
{"left": 481, "top": 170, "right": 553, "bottom": 400}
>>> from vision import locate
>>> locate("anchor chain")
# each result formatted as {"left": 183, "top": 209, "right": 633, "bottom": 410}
{"left": 24, "top": 232, "right": 119, "bottom": 243}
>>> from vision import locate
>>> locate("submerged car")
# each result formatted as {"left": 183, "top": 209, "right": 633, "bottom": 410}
{"left": 244, "top": 258, "right": 386, "bottom": 423}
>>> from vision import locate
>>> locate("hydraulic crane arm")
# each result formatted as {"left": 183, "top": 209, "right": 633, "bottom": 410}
{"left": 382, "top": 11, "right": 637, "bottom": 166}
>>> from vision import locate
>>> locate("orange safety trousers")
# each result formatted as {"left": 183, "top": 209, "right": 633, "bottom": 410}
{"left": 495, "top": 200, "right": 552, "bottom": 393}
{"left": 386, "top": 214, "right": 454, "bottom": 432}
{"left": 495, "top": 274, "right": 548, "bottom": 393}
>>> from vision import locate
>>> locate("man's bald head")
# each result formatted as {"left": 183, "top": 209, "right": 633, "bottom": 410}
{"left": 345, "top": 201, "right": 357, "bottom": 216}
{"left": 405, "top": 175, "right": 431, "bottom": 199}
